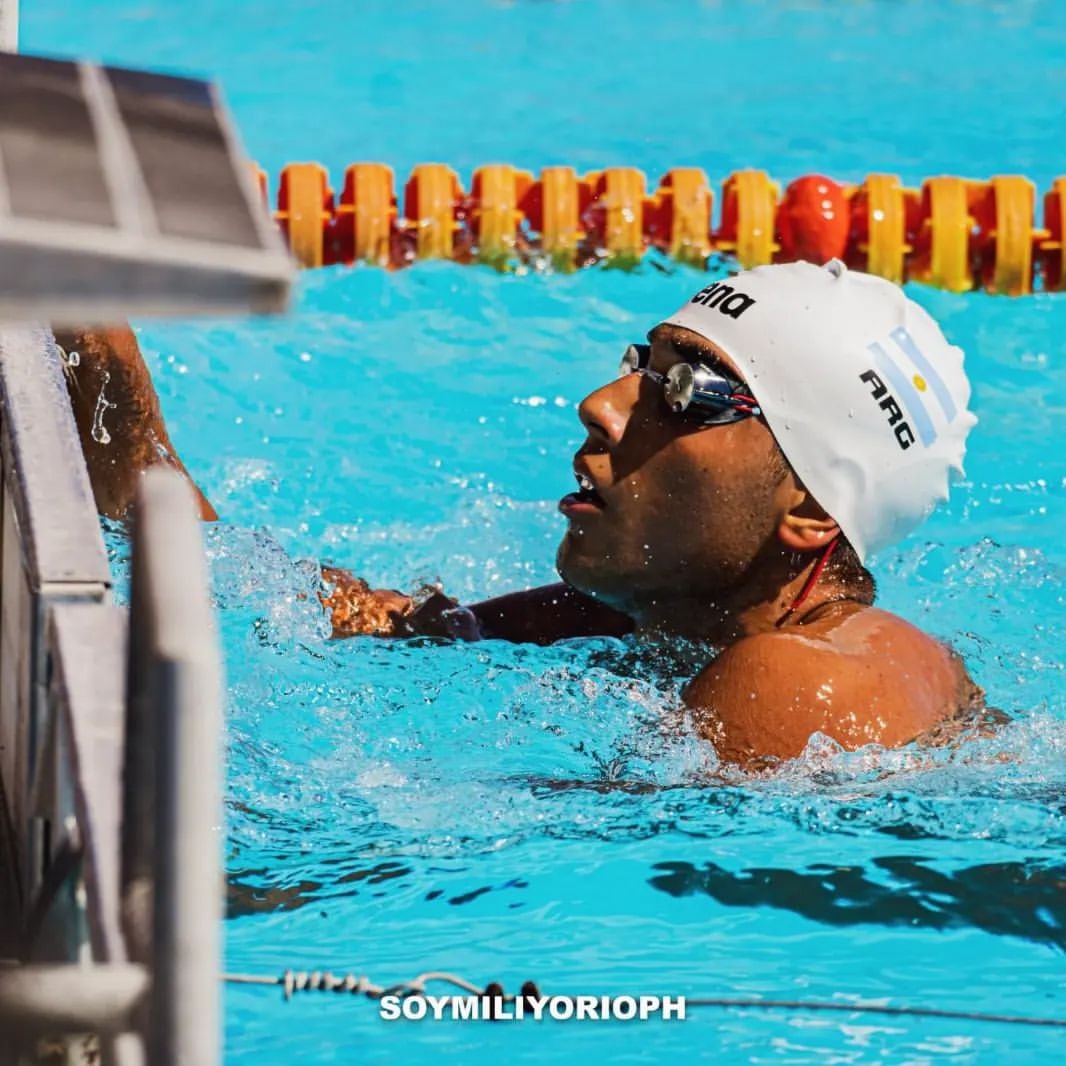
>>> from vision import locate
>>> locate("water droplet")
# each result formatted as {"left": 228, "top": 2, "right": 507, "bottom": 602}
{"left": 91, "top": 371, "right": 115, "bottom": 445}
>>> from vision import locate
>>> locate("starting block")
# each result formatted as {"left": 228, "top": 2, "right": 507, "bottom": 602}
{"left": 0, "top": 52, "right": 292, "bottom": 324}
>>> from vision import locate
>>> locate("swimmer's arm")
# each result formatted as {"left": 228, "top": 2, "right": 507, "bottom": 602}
{"left": 468, "top": 583, "right": 634, "bottom": 644}
{"left": 56, "top": 325, "right": 217, "bottom": 520}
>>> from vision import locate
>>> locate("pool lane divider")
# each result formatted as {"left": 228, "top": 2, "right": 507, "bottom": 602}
{"left": 258, "top": 161, "right": 1066, "bottom": 296}
{"left": 221, "top": 967, "right": 1066, "bottom": 1028}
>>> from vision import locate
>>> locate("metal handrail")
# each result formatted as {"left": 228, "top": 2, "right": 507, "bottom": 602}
{"left": 129, "top": 469, "right": 223, "bottom": 1066}
{"left": 0, "top": 326, "right": 222, "bottom": 1065}
{"left": 0, "top": 325, "right": 111, "bottom": 926}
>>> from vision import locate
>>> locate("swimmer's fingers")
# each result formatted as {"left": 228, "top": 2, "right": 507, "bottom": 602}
{"left": 319, "top": 567, "right": 414, "bottom": 637}
{"left": 317, "top": 569, "right": 480, "bottom": 640}
{"left": 320, "top": 565, "right": 369, "bottom": 595}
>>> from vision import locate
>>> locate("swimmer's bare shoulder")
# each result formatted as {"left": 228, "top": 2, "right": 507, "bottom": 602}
{"left": 684, "top": 604, "right": 982, "bottom": 768}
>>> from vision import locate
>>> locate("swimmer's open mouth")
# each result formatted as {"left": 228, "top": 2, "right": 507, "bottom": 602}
{"left": 559, "top": 470, "right": 606, "bottom": 514}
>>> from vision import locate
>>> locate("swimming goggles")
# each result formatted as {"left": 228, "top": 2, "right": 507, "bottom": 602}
{"left": 618, "top": 344, "right": 761, "bottom": 425}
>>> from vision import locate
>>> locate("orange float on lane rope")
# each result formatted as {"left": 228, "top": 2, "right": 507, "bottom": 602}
{"left": 275, "top": 163, "right": 333, "bottom": 269}
{"left": 1039, "top": 176, "right": 1066, "bottom": 292}
{"left": 523, "top": 166, "right": 586, "bottom": 270}
{"left": 910, "top": 176, "right": 983, "bottom": 293}
{"left": 847, "top": 174, "right": 916, "bottom": 285}
{"left": 718, "top": 170, "right": 779, "bottom": 269}
{"left": 586, "top": 167, "right": 646, "bottom": 266}
{"left": 336, "top": 163, "right": 396, "bottom": 267}
{"left": 470, "top": 164, "right": 533, "bottom": 267}
{"left": 973, "top": 176, "right": 1036, "bottom": 296}
{"left": 776, "top": 175, "right": 849, "bottom": 265}
{"left": 648, "top": 168, "right": 712, "bottom": 266}
{"left": 404, "top": 164, "right": 462, "bottom": 260}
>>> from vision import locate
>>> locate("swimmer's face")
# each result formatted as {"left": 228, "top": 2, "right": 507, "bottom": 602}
{"left": 556, "top": 324, "right": 791, "bottom": 612}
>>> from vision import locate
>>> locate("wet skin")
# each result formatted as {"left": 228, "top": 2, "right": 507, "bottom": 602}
{"left": 55, "top": 325, "right": 216, "bottom": 521}
{"left": 64, "top": 325, "right": 981, "bottom": 769}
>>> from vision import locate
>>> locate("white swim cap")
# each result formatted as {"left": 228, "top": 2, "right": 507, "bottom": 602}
{"left": 663, "top": 260, "right": 977, "bottom": 562}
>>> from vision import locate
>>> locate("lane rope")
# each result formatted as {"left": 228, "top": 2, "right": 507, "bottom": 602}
{"left": 221, "top": 969, "right": 1066, "bottom": 1027}
{"left": 262, "top": 161, "right": 1066, "bottom": 296}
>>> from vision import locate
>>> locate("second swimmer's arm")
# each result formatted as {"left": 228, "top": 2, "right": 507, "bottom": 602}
{"left": 469, "top": 583, "right": 634, "bottom": 644}
{"left": 321, "top": 570, "right": 633, "bottom": 644}
{"left": 57, "top": 325, "right": 217, "bottom": 521}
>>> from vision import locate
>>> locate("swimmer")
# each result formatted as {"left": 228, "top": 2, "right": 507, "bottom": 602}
{"left": 59, "top": 260, "right": 988, "bottom": 768}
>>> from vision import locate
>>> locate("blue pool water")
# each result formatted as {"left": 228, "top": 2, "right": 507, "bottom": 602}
{"left": 30, "top": 1, "right": 1066, "bottom": 1062}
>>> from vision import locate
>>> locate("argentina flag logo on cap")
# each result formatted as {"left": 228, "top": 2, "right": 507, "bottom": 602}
{"left": 866, "top": 326, "right": 959, "bottom": 449}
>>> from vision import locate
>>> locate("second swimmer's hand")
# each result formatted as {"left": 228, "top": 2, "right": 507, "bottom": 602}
{"left": 320, "top": 567, "right": 413, "bottom": 637}
{"left": 394, "top": 590, "right": 482, "bottom": 641}
{"left": 319, "top": 567, "right": 481, "bottom": 641}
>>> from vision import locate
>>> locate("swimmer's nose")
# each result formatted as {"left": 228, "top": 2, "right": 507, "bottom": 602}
{"left": 577, "top": 374, "right": 640, "bottom": 447}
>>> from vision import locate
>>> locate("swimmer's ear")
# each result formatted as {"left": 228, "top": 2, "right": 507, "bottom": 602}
{"left": 776, "top": 487, "right": 840, "bottom": 553}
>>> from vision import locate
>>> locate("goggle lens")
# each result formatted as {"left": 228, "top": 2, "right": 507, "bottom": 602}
{"left": 664, "top": 362, "right": 694, "bottom": 412}
{"left": 617, "top": 343, "right": 760, "bottom": 426}
{"left": 618, "top": 343, "right": 648, "bottom": 377}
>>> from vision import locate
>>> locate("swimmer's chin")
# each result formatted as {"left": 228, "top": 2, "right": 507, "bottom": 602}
{"left": 555, "top": 536, "right": 629, "bottom": 612}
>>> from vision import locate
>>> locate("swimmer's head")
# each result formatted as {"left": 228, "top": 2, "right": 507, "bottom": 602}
{"left": 557, "top": 260, "right": 976, "bottom": 613}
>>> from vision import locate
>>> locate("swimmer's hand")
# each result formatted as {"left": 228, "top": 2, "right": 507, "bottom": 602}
{"left": 319, "top": 567, "right": 481, "bottom": 640}
{"left": 319, "top": 567, "right": 412, "bottom": 637}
